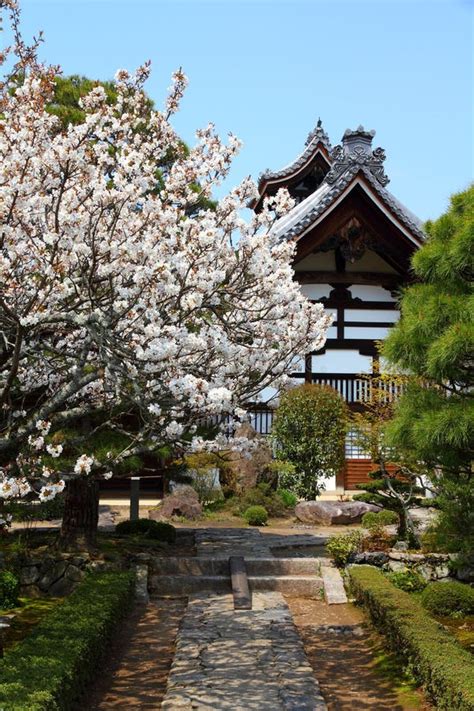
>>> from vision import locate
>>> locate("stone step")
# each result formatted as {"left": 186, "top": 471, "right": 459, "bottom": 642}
{"left": 150, "top": 556, "right": 326, "bottom": 577}
{"left": 321, "top": 565, "right": 348, "bottom": 604}
{"left": 150, "top": 574, "right": 231, "bottom": 595}
{"left": 249, "top": 575, "right": 324, "bottom": 597}
{"left": 149, "top": 573, "right": 324, "bottom": 597}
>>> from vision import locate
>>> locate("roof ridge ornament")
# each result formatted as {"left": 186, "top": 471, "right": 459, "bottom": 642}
{"left": 305, "top": 117, "right": 332, "bottom": 149}
{"left": 325, "top": 126, "right": 390, "bottom": 187}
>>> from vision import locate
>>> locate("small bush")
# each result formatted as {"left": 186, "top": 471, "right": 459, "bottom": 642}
{"left": 421, "top": 581, "right": 474, "bottom": 617}
{"left": 277, "top": 488, "right": 297, "bottom": 508}
{"left": 387, "top": 569, "right": 427, "bottom": 593}
{"left": 348, "top": 565, "right": 474, "bottom": 710}
{"left": 361, "top": 523, "right": 394, "bottom": 552}
{"left": 238, "top": 483, "right": 286, "bottom": 518}
{"left": 243, "top": 505, "right": 268, "bottom": 526}
{"left": 0, "top": 571, "right": 135, "bottom": 710}
{"left": 115, "top": 518, "right": 176, "bottom": 544}
{"left": 362, "top": 510, "right": 399, "bottom": 528}
{"left": 0, "top": 571, "right": 19, "bottom": 609}
{"left": 326, "top": 531, "right": 364, "bottom": 567}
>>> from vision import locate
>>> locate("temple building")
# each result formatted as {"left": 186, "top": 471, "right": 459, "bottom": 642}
{"left": 250, "top": 121, "right": 425, "bottom": 494}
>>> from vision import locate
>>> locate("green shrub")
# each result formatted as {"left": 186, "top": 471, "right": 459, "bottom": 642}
{"left": 238, "top": 483, "right": 286, "bottom": 518}
{"left": 421, "top": 581, "right": 474, "bottom": 617}
{"left": 361, "top": 510, "right": 399, "bottom": 528}
{"left": 0, "top": 571, "right": 19, "bottom": 609}
{"left": 361, "top": 523, "right": 395, "bottom": 552}
{"left": 326, "top": 531, "right": 363, "bottom": 567}
{"left": 0, "top": 570, "right": 135, "bottom": 710}
{"left": 387, "top": 569, "right": 427, "bottom": 593}
{"left": 348, "top": 565, "right": 474, "bottom": 710}
{"left": 115, "top": 518, "right": 176, "bottom": 543}
{"left": 243, "top": 505, "right": 268, "bottom": 526}
{"left": 276, "top": 488, "right": 297, "bottom": 508}
{"left": 4, "top": 496, "right": 65, "bottom": 522}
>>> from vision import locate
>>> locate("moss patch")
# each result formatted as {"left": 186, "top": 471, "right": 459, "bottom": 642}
{"left": 1, "top": 597, "right": 61, "bottom": 651}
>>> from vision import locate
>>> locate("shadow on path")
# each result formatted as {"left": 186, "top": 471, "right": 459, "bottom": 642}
{"left": 81, "top": 597, "right": 186, "bottom": 710}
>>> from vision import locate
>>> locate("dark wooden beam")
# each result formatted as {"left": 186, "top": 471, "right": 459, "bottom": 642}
{"left": 295, "top": 271, "right": 402, "bottom": 289}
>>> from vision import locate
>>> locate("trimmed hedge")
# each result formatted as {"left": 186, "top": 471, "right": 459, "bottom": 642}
{"left": 348, "top": 565, "right": 474, "bottom": 710}
{"left": 0, "top": 570, "right": 135, "bottom": 710}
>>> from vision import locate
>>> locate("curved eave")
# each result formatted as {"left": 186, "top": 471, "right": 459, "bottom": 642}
{"left": 271, "top": 168, "right": 426, "bottom": 246}
{"left": 251, "top": 142, "right": 332, "bottom": 211}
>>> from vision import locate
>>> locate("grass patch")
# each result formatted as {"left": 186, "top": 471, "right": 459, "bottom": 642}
{"left": 369, "top": 635, "right": 426, "bottom": 709}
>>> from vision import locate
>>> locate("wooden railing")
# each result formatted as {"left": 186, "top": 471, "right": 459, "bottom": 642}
{"left": 311, "top": 373, "right": 404, "bottom": 404}
{"left": 203, "top": 375, "right": 404, "bottom": 437}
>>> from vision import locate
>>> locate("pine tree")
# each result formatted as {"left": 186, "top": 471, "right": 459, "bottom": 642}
{"left": 382, "top": 186, "right": 474, "bottom": 559}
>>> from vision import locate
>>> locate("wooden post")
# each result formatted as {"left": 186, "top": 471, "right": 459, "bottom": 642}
{"left": 130, "top": 477, "right": 140, "bottom": 521}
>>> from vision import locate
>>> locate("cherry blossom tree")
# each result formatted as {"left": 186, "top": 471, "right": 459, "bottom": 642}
{"left": 0, "top": 1, "right": 331, "bottom": 545}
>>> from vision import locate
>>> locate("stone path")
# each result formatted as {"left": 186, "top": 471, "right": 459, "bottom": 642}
{"left": 162, "top": 592, "right": 326, "bottom": 710}
{"left": 195, "top": 527, "right": 273, "bottom": 558}
{"left": 162, "top": 528, "right": 326, "bottom": 710}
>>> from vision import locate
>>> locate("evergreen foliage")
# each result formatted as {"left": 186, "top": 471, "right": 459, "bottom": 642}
{"left": 272, "top": 384, "right": 348, "bottom": 499}
{"left": 382, "top": 186, "right": 474, "bottom": 559}
{"left": 421, "top": 581, "right": 474, "bottom": 617}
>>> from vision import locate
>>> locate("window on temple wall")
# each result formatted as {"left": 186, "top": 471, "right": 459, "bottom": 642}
{"left": 345, "top": 428, "right": 371, "bottom": 459}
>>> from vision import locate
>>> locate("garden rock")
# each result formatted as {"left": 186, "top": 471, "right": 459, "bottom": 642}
{"left": 295, "top": 501, "right": 380, "bottom": 525}
{"left": 150, "top": 485, "right": 202, "bottom": 521}
{"left": 456, "top": 564, "right": 474, "bottom": 583}
{"left": 392, "top": 541, "right": 409, "bottom": 551}
{"left": 48, "top": 576, "right": 75, "bottom": 596}
{"left": 38, "top": 560, "right": 68, "bottom": 591}
{"left": 226, "top": 422, "right": 273, "bottom": 490}
{"left": 351, "top": 552, "right": 389, "bottom": 566}
{"left": 19, "top": 565, "right": 40, "bottom": 585}
{"left": 387, "top": 551, "right": 452, "bottom": 581}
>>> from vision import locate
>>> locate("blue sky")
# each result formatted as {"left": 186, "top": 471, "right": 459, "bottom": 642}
{"left": 14, "top": 0, "right": 474, "bottom": 221}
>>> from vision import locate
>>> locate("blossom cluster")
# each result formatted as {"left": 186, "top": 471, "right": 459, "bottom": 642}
{"left": 0, "top": 4, "right": 332, "bottom": 501}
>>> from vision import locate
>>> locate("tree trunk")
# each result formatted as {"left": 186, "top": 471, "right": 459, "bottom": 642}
{"left": 59, "top": 477, "right": 99, "bottom": 551}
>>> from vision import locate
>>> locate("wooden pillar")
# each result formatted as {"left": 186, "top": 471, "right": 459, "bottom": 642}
{"left": 130, "top": 477, "right": 140, "bottom": 521}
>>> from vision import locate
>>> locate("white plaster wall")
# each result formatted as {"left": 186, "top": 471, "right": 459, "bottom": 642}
{"left": 345, "top": 309, "right": 400, "bottom": 323}
{"left": 300, "top": 284, "right": 332, "bottom": 300}
{"left": 345, "top": 249, "right": 397, "bottom": 273}
{"left": 311, "top": 350, "right": 372, "bottom": 373}
{"left": 345, "top": 326, "right": 390, "bottom": 339}
{"left": 349, "top": 285, "right": 396, "bottom": 302}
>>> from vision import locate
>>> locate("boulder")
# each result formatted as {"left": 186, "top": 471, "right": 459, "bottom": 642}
{"left": 351, "top": 552, "right": 389, "bottom": 566}
{"left": 226, "top": 423, "right": 273, "bottom": 491}
{"left": 19, "top": 565, "right": 40, "bottom": 585}
{"left": 295, "top": 500, "right": 380, "bottom": 525}
{"left": 456, "top": 565, "right": 474, "bottom": 583}
{"left": 150, "top": 485, "right": 202, "bottom": 521}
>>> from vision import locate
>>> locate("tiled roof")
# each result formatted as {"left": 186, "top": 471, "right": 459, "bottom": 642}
{"left": 259, "top": 119, "right": 332, "bottom": 183}
{"left": 269, "top": 126, "right": 425, "bottom": 244}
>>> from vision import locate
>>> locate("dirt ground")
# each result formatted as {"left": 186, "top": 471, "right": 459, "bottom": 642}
{"left": 286, "top": 597, "right": 431, "bottom": 711}
{"left": 80, "top": 598, "right": 186, "bottom": 710}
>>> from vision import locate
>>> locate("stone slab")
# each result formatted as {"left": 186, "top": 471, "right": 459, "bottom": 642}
{"left": 321, "top": 566, "right": 347, "bottom": 605}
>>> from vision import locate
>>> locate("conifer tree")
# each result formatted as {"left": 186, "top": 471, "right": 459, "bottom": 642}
{"left": 382, "top": 186, "right": 474, "bottom": 558}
